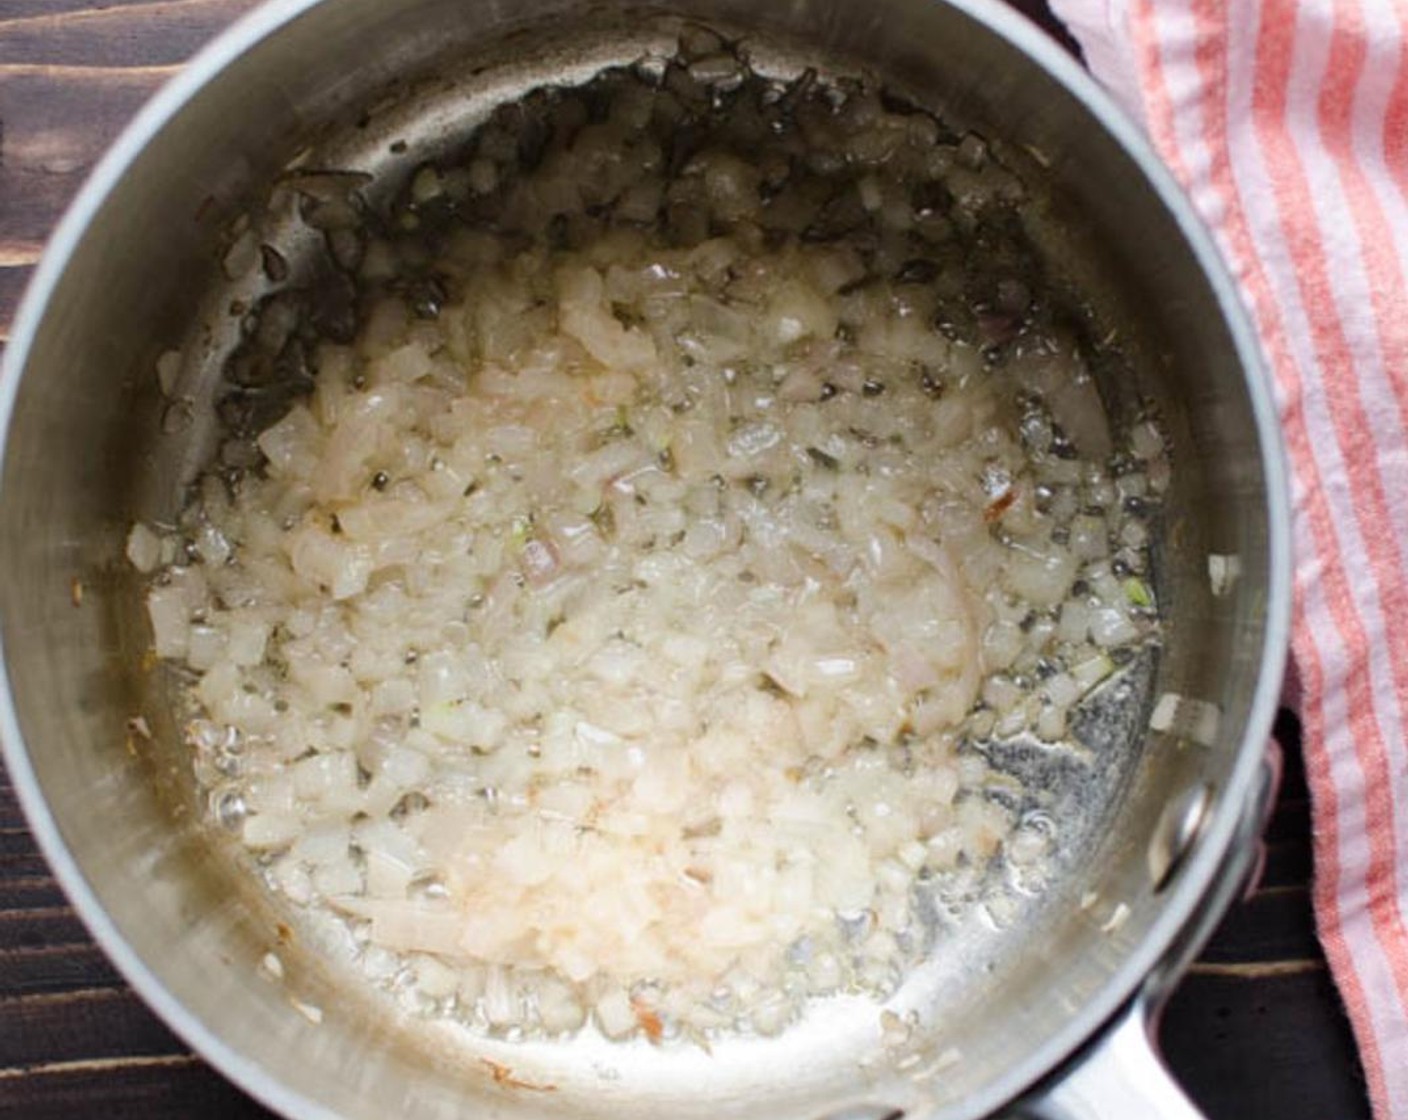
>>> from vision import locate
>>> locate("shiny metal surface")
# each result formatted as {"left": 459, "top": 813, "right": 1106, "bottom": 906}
{"left": 1022, "top": 1002, "right": 1207, "bottom": 1120}
{"left": 1148, "top": 784, "right": 1215, "bottom": 893}
{"left": 0, "top": 0, "right": 1291, "bottom": 1118}
{"left": 1022, "top": 743, "right": 1283, "bottom": 1120}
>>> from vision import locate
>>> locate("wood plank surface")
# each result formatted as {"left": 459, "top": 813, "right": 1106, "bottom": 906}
{"left": 0, "top": 0, "right": 257, "bottom": 68}
{"left": 0, "top": 2, "right": 1374, "bottom": 1118}
{"left": 0, "top": 66, "right": 177, "bottom": 261}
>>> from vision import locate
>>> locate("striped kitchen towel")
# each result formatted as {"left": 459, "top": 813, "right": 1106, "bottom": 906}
{"left": 1046, "top": 0, "right": 1408, "bottom": 1113}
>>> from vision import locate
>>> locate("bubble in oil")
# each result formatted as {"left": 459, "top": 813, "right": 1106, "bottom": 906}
{"left": 210, "top": 786, "right": 247, "bottom": 830}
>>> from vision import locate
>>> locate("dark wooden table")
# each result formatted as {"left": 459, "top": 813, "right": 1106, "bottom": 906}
{"left": 0, "top": 2, "right": 1376, "bottom": 1116}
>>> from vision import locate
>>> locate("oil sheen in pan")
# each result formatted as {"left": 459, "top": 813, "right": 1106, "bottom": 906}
{"left": 134, "top": 18, "right": 1166, "bottom": 1092}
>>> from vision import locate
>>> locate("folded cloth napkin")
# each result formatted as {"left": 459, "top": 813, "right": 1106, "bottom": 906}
{"left": 1047, "top": 0, "right": 1408, "bottom": 1112}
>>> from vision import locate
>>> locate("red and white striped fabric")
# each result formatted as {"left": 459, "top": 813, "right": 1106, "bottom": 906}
{"left": 1046, "top": 0, "right": 1408, "bottom": 1112}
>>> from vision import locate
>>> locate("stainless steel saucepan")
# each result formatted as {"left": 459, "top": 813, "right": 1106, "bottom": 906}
{"left": 0, "top": 1, "right": 1290, "bottom": 1117}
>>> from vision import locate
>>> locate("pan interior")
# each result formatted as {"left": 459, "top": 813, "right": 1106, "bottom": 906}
{"left": 0, "top": 3, "right": 1276, "bottom": 1119}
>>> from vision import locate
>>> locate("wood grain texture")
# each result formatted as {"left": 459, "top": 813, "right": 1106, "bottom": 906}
{"left": 0, "top": 67, "right": 179, "bottom": 271}
{"left": 0, "top": 1, "right": 1374, "bottom": 1118}
{"left": 1, "top": 988, "right": 190, "bottom": 1068}
{"left": 0, "top": 0, "right": 259, "bottom": 68}
{"left": 0, "top": 267, "right": 34, "bottom": 339}
{"left": 1164, "top": 966, "right": 1374, "bottom": 1120}
{"left": 0, "top": 943, "right": 124, "bottom": 996}
{"left": 1, "top": 0, "right": 195, "bottom": 20}
{"left": 0, "top": 873, "right": 69, "bottom": 912}
{"left": 0, "top": 1056, "right": 268, "bottom": 1120}
{"left": 0, "top": 906, "right": 94, "bottom": 952}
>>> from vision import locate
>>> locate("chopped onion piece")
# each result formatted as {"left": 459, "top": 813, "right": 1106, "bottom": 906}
{"left": 131, "top": 34, "right": 1165, "bottom": 1047}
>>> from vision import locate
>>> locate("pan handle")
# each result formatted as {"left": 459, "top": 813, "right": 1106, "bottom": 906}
{"left": 1016, "top": 997, "right": 1204, "bottom": 1120}
{"left": 1019, "top": 740, "right": 1284, "bottom": 1120}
